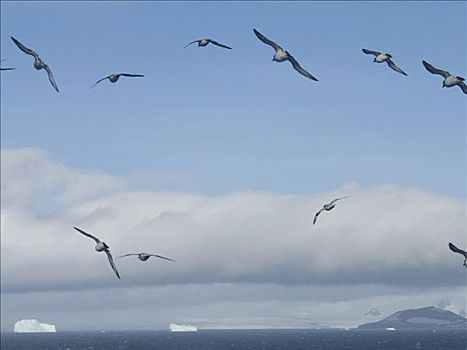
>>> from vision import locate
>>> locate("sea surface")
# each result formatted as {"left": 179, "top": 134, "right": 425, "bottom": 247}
{"left": 1, "top": 329, "right": 466, "bottom": 350}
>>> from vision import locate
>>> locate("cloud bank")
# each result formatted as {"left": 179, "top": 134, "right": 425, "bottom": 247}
{"left": 1, "top": 148, "right": 466, "bottom": 293}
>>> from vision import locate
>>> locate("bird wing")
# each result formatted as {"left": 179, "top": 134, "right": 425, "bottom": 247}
{"left": 149, "top": 254, "right": 176, "bottom": 262}
{"left": 313, "top": 209, "right": 323, "bottom": 225}
{"left": 253, "top": 29, "right": 282, "bottom": 51}
{"left": 208, "top": 40, "right": 232, "bottom": 50}
{"left": 422, "top": 60, "right": 450, "bottom": 78}
{"left": 11, "top": 36, "right": 39, "bottom": 58}
{"left": 105, "top": 249, "right": 121, "bottom": 279}
{"left": 449, "top": 243, "right": 467, "bottom": 258}
{"left": 457, "top": 81, "right": 467, "bottom": 95}
{"left": 331, "top": 195, "right": 351, "bottom": 204}
{"left": 90, "top": 76, "right": 110, "bottom": 89}
{"left": 44, "top": 64, "right": 59, "bottom": 92}
{"left": 286, "top": 52, "right": 318, "bottom": 81}
{"left": 362, "top": 48, "right": 381, "bottom": 56}
{"left": 119, "top": 73, "right": 145, "bottom": 78}
{"left": 74, "top": 227, "right": 100, "bottom": 243}
{"left": 386, "top": 59, "right": 407, "bottom": 76}
{"left": 184, "top": 40, "right": 201, "bottom": 48}
{"left": 0, "top": 68, "right": 15, "bottom": 71}
{"left": 115, "top": 253, "right": 138, "bottom": 259}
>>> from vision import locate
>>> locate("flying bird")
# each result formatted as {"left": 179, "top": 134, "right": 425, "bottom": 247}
{"left": 422, "top": 60, "right": 467, "bottom": 94}
{"left": 184, "top": 38, "right": 232, "bottom": 49}
{"left": 313, "top": 196, "right": 350, "bottom": 225}
{"left": 0, "top": 58, "right": 15, "bottom": 71}
{"left": 91, "top": 73, "right": 144, "bottom": 88}
{"left": 253, "top": 28, "right": 318, "bottom": 81}
{"left": 362, "top": 49, "right": 407, "bottom": 76}
{"left": 448, "top": 242, "right": 467, "bottom": 267}
{"left": 73, "top": 227, "right": 121, "bottom": 279}
{"left": 10, "top": 36, "right": 59, "bottom": 92}
{"left": 116, "top": 252, "right": 175, "bottom": 262}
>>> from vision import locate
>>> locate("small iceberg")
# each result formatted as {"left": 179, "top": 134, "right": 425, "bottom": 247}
{"left": 14, "top": 319, "right": 56, "bottom": 333}
{"left": 170, "top": 323, "right": 198, "bottom": 332}
{"left": 385, "top": 327, "right": 396, "bottom": 331}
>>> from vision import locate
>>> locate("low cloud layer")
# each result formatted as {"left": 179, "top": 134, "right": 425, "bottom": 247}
{"left": 1, "top": 148, "right": 466, "bottom": 293}
{"left": 2, "top": 284, "right": 466, "bottom": 330}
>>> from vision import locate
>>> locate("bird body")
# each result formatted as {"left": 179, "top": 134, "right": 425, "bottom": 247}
{"left": 108, "top": 74, "right": 120, "bottom": 83}
{"left": 422, "top": 60, "right": 467, "bottom": 94}
{"left": 95, "top": 241, "right": 109, "bottom": 252}
{"left": 313, "top": 196, "right": 350, "bottom": 225}
{"left": 74, "top": 227, "right": 121, "bottom": 279}
{"left": 10, "top": 36, "right": 59, "bottom": 92}
{"left": 362, "top": 48, "right": 407, "bottom": 76}
{"left": 444, "top": 75, "right": 464, "bottom": 88}
{"left": 137, "top": 253, "right": 152, "bottom": 261}
{"left": 198, "top": 39, "right": 210, "bottom": 47}
{"left": 253, "top": 28, "right": 318, "bottom": 81}
{"left": 273, "top": 49, "right": 288, "bottom": 62}
{"left": 375, "top": 53, "right": 391, "bottom": 63}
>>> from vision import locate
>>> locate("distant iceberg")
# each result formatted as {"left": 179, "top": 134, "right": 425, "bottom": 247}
{"left": 170, "top": 323, "right": 197, "bottom": 332}
{"left": 14, "top": 319, "right": 56, "bottom": 333}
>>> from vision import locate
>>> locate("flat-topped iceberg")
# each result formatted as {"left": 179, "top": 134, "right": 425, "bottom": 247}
{"left": 170, "top": 323, "right": 197, "bottom": 332}
{"left": 14, "top": 319, "right": 56, "bottom": 333}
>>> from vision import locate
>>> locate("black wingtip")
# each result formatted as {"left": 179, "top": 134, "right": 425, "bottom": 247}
{"left": 74, "top": 226, "right": 84, "bottom": 233}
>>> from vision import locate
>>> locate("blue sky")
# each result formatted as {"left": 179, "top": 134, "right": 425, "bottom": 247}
{"left": 1, "top": 1, "right": 465, "bottom": 196}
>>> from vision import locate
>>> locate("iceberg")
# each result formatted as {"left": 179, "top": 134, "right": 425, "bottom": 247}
{"left": 170, "top": 323, "right": 197, "bottom": 332}
{"left": 14, "top": 319, "right": 56, "bottom": 333}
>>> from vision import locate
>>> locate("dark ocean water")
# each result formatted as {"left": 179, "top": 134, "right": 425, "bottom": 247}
{"left": 1, "top": 329, "right": 466, "bottom": 350}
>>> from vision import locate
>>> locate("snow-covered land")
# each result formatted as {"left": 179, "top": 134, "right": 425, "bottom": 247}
{"left": 14, "top": 319, "right": 56, "bottom": 333}
{"left": 358, "top": 306, "right": 467, "bottom": 330}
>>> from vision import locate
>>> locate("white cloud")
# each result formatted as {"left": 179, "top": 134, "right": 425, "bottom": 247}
{"left": 1, "top": 148, "right": 466, "bottom": 292}
{"left": 1, "top": 148, "right": 124, "bottom": 209}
